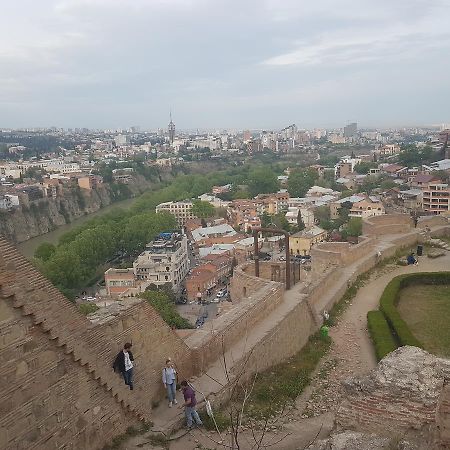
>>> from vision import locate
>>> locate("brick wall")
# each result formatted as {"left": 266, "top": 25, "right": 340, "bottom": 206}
{"left": 188, "top": 280, "right": 284, "bottom": 374}
{"left": 438, "top": 384, "right": 450, "bottom": 446}
{"left": 363, "top": 214, "right": 413, "bottom": 237}
{"left": 0, "top": 297, "right": 138, "bottom": 450}
{"left": 231, "top": 299, "right": 315, "bottom": 382}
{"left": 336, "top": 348, "right": 450, "bottom": 448}
{"left": 337, "top": 391, "right": 437, "bottom": 435}
{"left": 0, "top": 238, "right": 193, "bottom": 450}
{"left": 230, "top": 263, "right": 269, "bottom": 302}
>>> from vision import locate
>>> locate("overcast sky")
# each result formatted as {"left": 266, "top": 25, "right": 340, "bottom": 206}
{"left": 1, "top": 0, "right": 450, "bottom": 130}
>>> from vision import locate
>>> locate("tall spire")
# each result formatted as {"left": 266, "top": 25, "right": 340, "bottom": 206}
{"left": 168, "top": 110, "right": 175, "bottom": 145}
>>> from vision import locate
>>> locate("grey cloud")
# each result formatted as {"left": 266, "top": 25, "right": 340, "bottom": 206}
{"left": 0, "top": 0, "right": 449, "bottom": 128}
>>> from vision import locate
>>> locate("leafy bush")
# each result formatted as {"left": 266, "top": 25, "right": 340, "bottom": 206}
{"left": 379, "top": 277, "right": 422, "bottom": 348}
{"left": 78, "top": 303, "right": 99, "bottom": 315}
{"left": 379, "top": 272, "right": 450, "bottom": 349}
{"left": 139, "top": 290, "right": 193, "bottom": 329}
{"left": 367, "top": 310, "right": 398, "bottom": 361}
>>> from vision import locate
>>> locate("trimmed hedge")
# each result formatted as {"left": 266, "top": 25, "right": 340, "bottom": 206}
{"left": 379, "top": 271, "right": 450, "bottom": 349}
{"left": 367, "top": 310, "right": 398, "bottom": 361}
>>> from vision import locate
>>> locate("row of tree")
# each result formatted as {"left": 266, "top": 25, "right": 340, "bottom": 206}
{"left": 33, "top": 164, "right": 281, "bottom": 296}
{"left": 34, "top": 210, "right": 176, "bottom": 296}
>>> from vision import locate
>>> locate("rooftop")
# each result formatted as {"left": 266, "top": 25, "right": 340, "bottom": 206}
{"left": 145, "top": 232, "right": 184, "bottom": 253}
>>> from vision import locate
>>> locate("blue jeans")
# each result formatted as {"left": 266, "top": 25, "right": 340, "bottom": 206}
{"left": 166, "top": 382, "right": 176, "bottom": 402}
{"left": 122, "top": 368, "right": 133, "bottom": 390}
{"left": 185, "top": 406, "right": 202, "bottom": 427}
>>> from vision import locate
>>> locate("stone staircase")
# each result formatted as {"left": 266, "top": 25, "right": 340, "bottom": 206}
{"left": 0, "top": 238, "right": 151, "bottom": 424}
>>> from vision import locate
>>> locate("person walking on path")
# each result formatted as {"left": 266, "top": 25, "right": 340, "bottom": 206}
{"left": 162, "top": 358, "right": 178, "bottom": 407}
{"left": 113, "top": 342, "right": 134, "bottom": 390}
{"left": 180, "top": 380, "right": 203, "bottom": 429}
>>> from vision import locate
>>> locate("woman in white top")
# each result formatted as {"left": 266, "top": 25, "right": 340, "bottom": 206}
{"left": 162, "top": 358, "right": 177, "bottom": 407}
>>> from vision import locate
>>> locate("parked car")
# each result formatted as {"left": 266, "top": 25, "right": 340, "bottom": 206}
{"left": 216, "top": 288, "right": 227, "bottom": 298}
{"left": 279, "top": 255, "right": 286, "bottom": 261}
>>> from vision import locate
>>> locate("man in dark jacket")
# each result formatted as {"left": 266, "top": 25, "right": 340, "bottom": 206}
{"left": 113, "top": 343, "right": 134, "bottom": 390}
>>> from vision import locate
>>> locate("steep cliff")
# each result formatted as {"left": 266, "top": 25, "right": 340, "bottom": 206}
{"left": 0, "top": 175, "right": 157, "bottom": 243}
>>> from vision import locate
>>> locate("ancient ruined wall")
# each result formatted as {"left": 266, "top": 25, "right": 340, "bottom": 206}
{"left": 0, "top": 302, "right": 138, "bottom": 450}
{"left": 189, "top": 281, "right": 284, "bottom": 374}
{"left": 242, "top": 261, "right": 304, "bottom": 287}
{"left": 84, "top": 303, "right": 194, "bottom": 406}
{"left": 0, "top": 237, "right": 194, "bottom": 450}
{"left": 417, "top": 215, "right": 448, "bottom": 228}
{"left": 362, "top": 214, "right": 413, "bottom": 237}
{"left": 336, "top": 347, "right": 450, "bottom": 449}
{"left": 230, "top": 263, "right": 272, "bottom": 302}
{"left": 232, "top": 298, "right": 315, "bottom": 382}
{"left": 438, "top": 383, "right": 450, "bottom": 447}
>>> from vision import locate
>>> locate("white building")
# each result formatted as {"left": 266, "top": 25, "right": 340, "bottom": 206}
{"left": 0, "top": 194, "right": 20, "bottom": 209}
{"left": 133, "top": 233, "right": 189, "bottom": 291}
{"left": 191, "top": 223, "right": 237, "bottom": 243}
{"left": 155, "top": 200, "right": 195, "bottom": 226}
{"left": 197, "top": 193, "right": 229, "bottom": 208}
{"left": 285, "top": 207, "right": 315, "bottom": 228}
{"left": 349, "top": 198, "right": 385, "bottom": 219}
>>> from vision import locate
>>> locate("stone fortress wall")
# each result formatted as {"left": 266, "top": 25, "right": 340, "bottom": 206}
{"left": 0, "top": 238, "right": 194, "bottom": 450}
{"left": 1, "top": 214, "right": 449, "bottom": 449}
{"left": 336, "top": 346, "right": 450, "bottom": 448}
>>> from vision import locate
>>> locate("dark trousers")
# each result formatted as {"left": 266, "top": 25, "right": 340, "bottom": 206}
{"left": 122, "top": 368, "right": 133, "bottom": 390}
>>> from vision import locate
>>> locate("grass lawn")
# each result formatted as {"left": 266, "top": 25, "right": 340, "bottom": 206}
{"left": 397, "top": 285, "right": 450, "bottom": 358}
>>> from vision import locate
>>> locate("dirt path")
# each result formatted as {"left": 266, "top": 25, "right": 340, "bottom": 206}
{"left": 123, "top": 251, "right": 450, "bottom": 450}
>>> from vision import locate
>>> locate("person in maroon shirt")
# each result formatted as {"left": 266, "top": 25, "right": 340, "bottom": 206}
{"left": 180, "top": 380, "right": 203, "bottom": 428}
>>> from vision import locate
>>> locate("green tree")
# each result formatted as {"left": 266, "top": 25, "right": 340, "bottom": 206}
{"left": 247, "top": 167, "right": 278, "bottom": 197}
{"left": 232, "top": 189, "right": 250, "bottom": 199}
{"left": 398, "top": 144, "right": 436, "bottom": 166}
{"left": 380, "top": 179, "right": 397, "bottom": 190}
{"left": 191, "top": 200, "right": 215, "bottom": 218}
{"left": 287, "top": 168, "right": 318, "bottom": 197}
{"left": 297, "top": 210, "right": 305, "bottom": 231}
{"left": 78, "top": 303, "right": 99, "bottom": 315}
{"left": 139, "top": 290, "right": 192, "bottom": 329}
{"left": 260, "top": 212, "right": 272, "bottom": 228}
{"left": 43, "top": 249, "right": 84, "bottom": 289}
{"left": 34, "top": 242, "right": 56, "bottom": 261}
{"left": 354, "top": 162, "right": 377, "bottom": 174}
{"left": 358, "top": 175, "right": 379, "bottom": 194}
{"left": 344, "top": 217, "right": 363, "bottom": 237}
{"left": 272, "top": 212, "right": 290, "bottom": 232}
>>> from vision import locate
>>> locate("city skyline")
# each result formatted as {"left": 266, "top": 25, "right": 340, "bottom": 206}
{"left": 1, "top": 0, "right": 450, "bottom": 129}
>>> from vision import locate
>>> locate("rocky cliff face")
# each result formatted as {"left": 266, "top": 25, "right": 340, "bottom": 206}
{"left": 0, "top": 175, "right": 157, "bottom": 243}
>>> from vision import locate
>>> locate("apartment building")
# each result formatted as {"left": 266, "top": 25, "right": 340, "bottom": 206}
{"left": 422, "top": 183, "right": 450, "bottom": 215}
{"left": 349, "top": 198, "right": 385, "bottom": 219}
{"left": 228, "top": 199, "right": 259, "bottom": 230}
{"left": 104, "top": 268, "right": 136, "bottom": 296}
{"left": 78, "top": 174, "right": 103, "bottom": 190}
{"left": 0, "top": 194, "right": 20, "bottom": 210}
{"left": 285, "top": 207, "right": 315, "bottom": 228}
{"left": 255, "top": 192, "right": 290, "bottom": 215}
{"left": 185, "top": 263, "right": 218, "bottom": 301}
{"left": 203, "top": 254, "right": 233, "bottom": 281}
{"left": 156, "top": 200, "right": 194, "bottom": 226}
{"left": 289, "top": 226, "right": 327, "bottom": 256}
{"left": 409, "top": 174, "right": 441, "bottom": 190}
{"left": 133, "top": 232, "right": 189, "bottom": 291}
